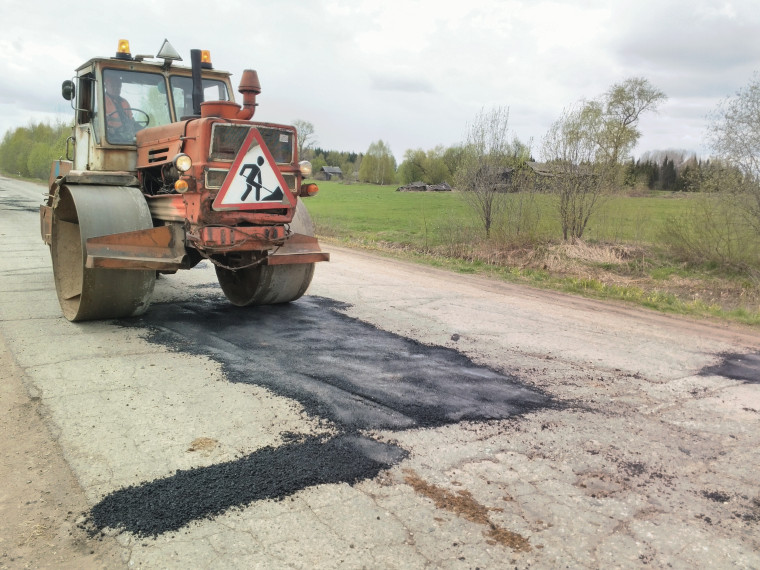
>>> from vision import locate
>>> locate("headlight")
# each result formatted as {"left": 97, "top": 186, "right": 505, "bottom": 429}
{"left": 299, "top": 160, "right": 312, "bottom": 177}
{"left": 173, "top": 153, "right": 193, "bottom": 172}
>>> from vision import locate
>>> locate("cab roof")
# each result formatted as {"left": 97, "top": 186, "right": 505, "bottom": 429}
{"left": 75, "top": 56, "right": 232, "bottom": 80}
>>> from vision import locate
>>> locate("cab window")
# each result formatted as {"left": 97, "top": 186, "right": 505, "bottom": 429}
{"left": 102, "top": 69, "right": 171, "bottom": 144}
{"left": 76, "top": 73, "right": 95, "bottom": 126}
{"left": 169, "top": 76, "right": 230, "bottom": 118}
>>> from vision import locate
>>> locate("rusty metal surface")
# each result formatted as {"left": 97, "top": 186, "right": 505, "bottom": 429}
{"left": 86, "top": 224, "right": 186, "bottom": 270}
{"left": 62, "top": 170, "right": 138, "bottom": 187}
{"left": 48, "top": 160, "right": 72, "bottom": 188}
{"left": 266, "top": 233, "right": 330, "bottom": 265}
{"left": 186, "top": 224, "right": 285, "bottom": 253}
{"left": 146, "top": 194, "right": 186, "bottom": 222}
{"left": 39, "top": 206, "right": 52, "bottom": 245}
{"left": 136, "top": 122, "right": 185, "bottom": 168}
{"left": 265, "top": 252, "right": 330, "bottom": 265}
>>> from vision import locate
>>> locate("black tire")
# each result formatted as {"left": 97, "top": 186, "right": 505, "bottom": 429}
{"left": 215, "top": 201, "right": 316, "bottom": 306}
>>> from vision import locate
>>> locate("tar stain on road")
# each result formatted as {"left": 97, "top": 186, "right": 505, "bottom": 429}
{"left": 0, "top": 195, "right": 40, "bottom": 213}
{"left": 700, "top": 352, "right": 760, "bottom": 383}
{"left": 87, "top": 295, "right": 553, "bottom": 537}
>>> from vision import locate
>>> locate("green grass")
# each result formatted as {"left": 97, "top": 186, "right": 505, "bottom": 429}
{"left": 306, "top": 181, "right": 694, "bottom": 246}
{"left": 587, "top": 193, "right": 693, "bottom": 243}
{"left": 303, "top": 181, "right": 760, "bottom": 326}
{"left": 305, "top": 181, "right": 470, "bottom": 247}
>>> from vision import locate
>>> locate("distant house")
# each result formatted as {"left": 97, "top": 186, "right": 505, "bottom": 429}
{"left": 525, "top": 161, "right": 599, "bottom": 192}
{"left": 396, "top": 181, "right": 452, "bottom": 192}
{"left": 316, "top": 166, "right": 343, "bottom": 181}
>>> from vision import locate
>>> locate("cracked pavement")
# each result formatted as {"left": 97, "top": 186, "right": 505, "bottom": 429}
{"left": 2, "top": 176, "right": 760, "bottom": 569}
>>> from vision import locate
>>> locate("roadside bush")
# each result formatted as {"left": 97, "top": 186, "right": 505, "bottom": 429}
{"left": 431, "top": 210, "right": 480, "bottom": 259}
{"left": 496, "top": 173, "right": 543, "bottom": 245}
{"left": 658, "top": 192, "right": 760, "bottom": 271}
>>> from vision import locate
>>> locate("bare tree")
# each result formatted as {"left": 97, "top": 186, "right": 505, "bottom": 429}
{"left": 540, "top": 77, "right": 664, "bottom": 241}
{"left": 455, "top": 107, "right": 530, "bottom": 238}
{"left": 541, "top": 104, "right": 610, "bottom": 242}
{"left": 707, "top": 73, "right": 760, "bottom": 233}
{"left": 292, "top": 119, "right": 317, "bottom": 160}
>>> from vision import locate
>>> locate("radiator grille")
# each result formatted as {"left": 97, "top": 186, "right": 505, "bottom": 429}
{"left": 148, "top": 146, "right": 170, "bottom": 163}
{"left": 209, "top": 124, "right": 251, "bottom": 161}
{"left": 209, "top": 124, "right": 294, "bottom": 164}
{"left": 259, "top": 128, "right": 293, "bottom": 164}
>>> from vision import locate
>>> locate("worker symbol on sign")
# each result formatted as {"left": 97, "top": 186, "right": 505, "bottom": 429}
{"left": 239, "top": 157, "right": 284, "bottom": 202}
{"left": 212, "top": 128, "right": 293, "bottom": 211}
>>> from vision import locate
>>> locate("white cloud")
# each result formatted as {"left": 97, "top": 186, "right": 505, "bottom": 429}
{"left": 1, "top": 0, "right": 758, "bottom": 161}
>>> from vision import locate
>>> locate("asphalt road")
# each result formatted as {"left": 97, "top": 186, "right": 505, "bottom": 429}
{"left": 1, "top": 175, "right": 760, "bottom": 569}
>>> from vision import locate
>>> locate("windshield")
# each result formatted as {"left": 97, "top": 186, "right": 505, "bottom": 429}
{"left": 170, "top": 76, "right": 230, "bottom": 119}
{"left": 103, "top": 69, "right": 171, "bottom": 144}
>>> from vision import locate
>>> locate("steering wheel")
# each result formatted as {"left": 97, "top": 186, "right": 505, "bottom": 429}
{"left": 107, "top": 107, "right": 150, "bottom": 129}
{"left": 126, "top": 108, "right": 150, "bottom": 128}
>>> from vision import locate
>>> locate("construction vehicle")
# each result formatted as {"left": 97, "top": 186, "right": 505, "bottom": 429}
{"left": 40, "top": 40, "right": 328, "bottom": 321}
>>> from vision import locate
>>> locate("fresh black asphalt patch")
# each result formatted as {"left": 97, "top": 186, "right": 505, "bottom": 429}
{"left": 87, "top": 434, "right": 407, "bottom": 537}
{"left": 87, "top": 294, "right": 553, "bottom": 537}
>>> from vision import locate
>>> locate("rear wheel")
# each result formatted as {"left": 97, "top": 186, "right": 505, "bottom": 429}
{"left": 215, "top": 201, "right": 316, "bottom": 306}
{"left": 50, "top": 185, "right": 156, "bottom": 321}
{"left": 216, "top": 262, "right": 315, "bottom": 306}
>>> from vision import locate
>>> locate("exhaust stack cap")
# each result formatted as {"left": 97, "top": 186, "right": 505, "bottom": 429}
{"left": 237, "top": 70, "right": 261, "bottom": 120}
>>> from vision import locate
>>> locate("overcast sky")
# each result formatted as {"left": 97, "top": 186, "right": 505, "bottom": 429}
{"left": 1, "top": 0, "right": 758, "bottom": 162}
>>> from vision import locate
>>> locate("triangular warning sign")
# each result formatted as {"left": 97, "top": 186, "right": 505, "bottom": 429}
{"left": 212, "top": 128, "right": 294, "bottom": 211}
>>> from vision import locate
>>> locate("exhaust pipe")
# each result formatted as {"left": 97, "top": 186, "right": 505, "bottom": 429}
{"left": 236, "top": 70, "right": 261, "bottom": 120}
{"left": 191, "top": 49, "right": 260, "bottom": 121}
{"left": 190, "top": 49, "right": 203, "bottom": 116}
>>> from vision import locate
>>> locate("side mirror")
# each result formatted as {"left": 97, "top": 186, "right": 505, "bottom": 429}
{"left": 61, "top": 80, "right": 75, "bottom": 101}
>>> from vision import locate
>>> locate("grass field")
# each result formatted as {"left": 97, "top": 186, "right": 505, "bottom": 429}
{"left": 305, "top": 181, "right": 760, "bottom": 326}
{"left": 307, "top": 181, "right": 694, "bottom": 246}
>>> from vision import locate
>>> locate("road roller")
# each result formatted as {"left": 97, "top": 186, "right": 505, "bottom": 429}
{"left": 40, "top": 40, "right": 328, "bottom": 321}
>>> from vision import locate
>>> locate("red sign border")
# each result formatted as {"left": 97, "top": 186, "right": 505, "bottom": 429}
{"left": 212, "top": 128, "right": 295, "bottom": 211}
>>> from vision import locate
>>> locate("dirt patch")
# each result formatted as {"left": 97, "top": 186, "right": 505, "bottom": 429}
{"left": 403, "top": 469, "right": 531, "bottom": 552}
{"left": 187, "top": 437, "right": 218, "bottom": 453}
{"left": 0, "top": 333, "right": 123, "bottom": 568}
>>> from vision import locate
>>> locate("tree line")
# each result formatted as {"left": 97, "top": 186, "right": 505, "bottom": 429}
{"left": 0, "top": 121, "right": 69, "bottom": 180}
{"left": 623, "top": 152, "right": 747, "bottom": 192}
{"left": 3, "top": 72, "right": 760, "bottom": 261}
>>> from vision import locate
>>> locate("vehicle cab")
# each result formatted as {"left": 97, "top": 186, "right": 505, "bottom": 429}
{"left": 62, "top": 39, "right": 235, "bottom": 172}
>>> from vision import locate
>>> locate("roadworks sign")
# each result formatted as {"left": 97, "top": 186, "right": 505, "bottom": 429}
{"left": 212, "top": 128, "right": 294, "bottom": 211}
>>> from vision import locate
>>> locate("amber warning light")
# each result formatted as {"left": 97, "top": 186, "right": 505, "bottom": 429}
{"left": 116, "top": 39, "right": 131, "bottom": 60}
{"left": 201, "top": 50, "right": 212, "bottom": 69}
{"left": 300, "top": 183, "right": 319, "bottom": 197}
